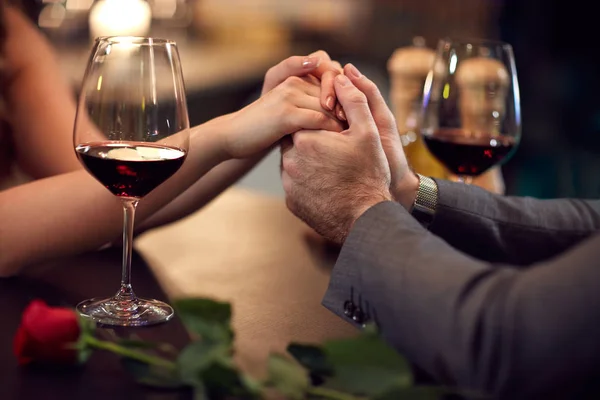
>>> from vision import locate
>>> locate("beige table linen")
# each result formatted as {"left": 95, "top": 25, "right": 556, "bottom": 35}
{"left": 135, "top": 187, "right": 357, "bottom": 377}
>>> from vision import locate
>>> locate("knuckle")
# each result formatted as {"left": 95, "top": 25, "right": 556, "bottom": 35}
{"left": 310, "top": 49, "right": 329, "bottom": 59}
{"left": 365, "top": 121, "right": 381, "bottom": 136}
{"left": 323, "top": 70, "right": 339, "bottom": 79}
{"left": 294, "top": 136, "right": 311, "bottom": 154}
{"left": 264, "top": 66, "right": 276, "bottom": 80}
{"left": 385, "top": 111, "right": 398, "bottom": 128}
{"left": 354, "top": 122, "right": 378, "bottom": 140}
{"left": 277, "top": 77, "right": 303, "bottom": 100}
{"left": 277, "top": 87, "right": 296, "bottom": 104}
{"left": 281, "top": 156, "right": 299, "bottom": 178}
{"left": 293, "top": 133, "right": 308, "bottom": 151}
{"left": 364, "top": 79, "right": 381, "bottom": 96}
{"left": 285, "top": 195, "right": 296, "bottom": 214}
{"left": 313, "top": 112, "right": 329, "bottom": 126}
{"left": 283, "top": 75, "right": 303, "bottom": 88}
{"left": 347, "top": 91, "right": 367, "bottom": 105}
{"left": 282, "top": 175, "right": 293, "bottom": 197}
{"left": 264, "top": 64, "right": 280, "bottom": 82}
{"left": 318, "top": 114, "right": 341, "bottom": 132}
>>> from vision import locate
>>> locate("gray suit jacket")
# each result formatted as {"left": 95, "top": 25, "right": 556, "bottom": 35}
{"left": 322, "top": 179, "right": 600, "bottom": 399}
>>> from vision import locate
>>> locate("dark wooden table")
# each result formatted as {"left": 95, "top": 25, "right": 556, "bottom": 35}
{"left": 0, "top": 248, "right": 191, "bottom": 400}
{"left": 0, "top": 188, "right": 358, "bottom": 399}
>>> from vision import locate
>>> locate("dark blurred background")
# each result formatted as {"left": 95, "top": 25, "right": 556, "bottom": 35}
{"left": 19, "top": 0, "right": 600, "bottom": 199}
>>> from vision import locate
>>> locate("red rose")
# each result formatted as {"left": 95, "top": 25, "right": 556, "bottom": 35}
{"left": 14, "top": 300, "right": 81, "bottom": 365}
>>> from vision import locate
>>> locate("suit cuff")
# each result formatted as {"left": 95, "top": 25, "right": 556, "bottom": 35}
{"left": 432, "top": 178, "right": 475, "bottom": 211}
{"left": 429, "top": 178, "right": 486, "bottom": 236}
{"left": 322, "top": 201, "right": 424, "bottom": 328}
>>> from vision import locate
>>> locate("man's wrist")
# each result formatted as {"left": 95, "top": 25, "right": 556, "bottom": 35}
{"left": 345, "top": 192, "right": 393, "bottom": 242}
{"left": 393, "top": 172, "right": 420, "bottom": 211}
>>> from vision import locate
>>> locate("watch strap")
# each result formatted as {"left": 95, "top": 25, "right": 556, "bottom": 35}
{"left": 410, "top": 174, "right": 438, "bottom": 227}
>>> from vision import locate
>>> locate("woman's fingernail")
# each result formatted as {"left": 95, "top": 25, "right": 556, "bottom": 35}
{"left": 338, "top": 108, "right": 347, "bottom": 121}
{"left": 347, "top": 63, "right": 361, "bottom": 78}
{"left": 325, "top": 96, "right": 334, "bottom": 110}
{"left": 336, "top": 74, "right": 351, "bottom": 87}
{"left": 302, "top": 56, "right": 320, "bottom": 69}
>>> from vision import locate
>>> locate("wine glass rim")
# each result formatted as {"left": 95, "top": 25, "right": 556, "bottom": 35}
{"left": 439, "top": 37, "right": 513, "bottom": 49}
{"left": 95, "top": 36, "right": 177, "bottom": 46}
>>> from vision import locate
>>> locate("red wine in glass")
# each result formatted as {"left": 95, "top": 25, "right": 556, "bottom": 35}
{"left": 74, "top": 36, "right": 190, "bottom": 327}
{"left": 420, "top": 39, "right": 521, "bottom": 185}
{"left": 423, "top": 129, "right": 516, "bottom": 177}
{"left": 76, "top": 142, "right": 186, "bottom": 198}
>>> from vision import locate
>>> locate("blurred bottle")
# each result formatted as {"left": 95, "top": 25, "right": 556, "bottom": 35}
{"left": 387, "top": 37, "right": 447, "bottom": 178}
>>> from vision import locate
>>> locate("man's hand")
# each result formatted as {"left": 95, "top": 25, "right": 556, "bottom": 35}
{"left": 342, "top": 64, "right": 419, "bottom": 210}
{"left": 281, "top": 73, "right": 393, "bottom": 244}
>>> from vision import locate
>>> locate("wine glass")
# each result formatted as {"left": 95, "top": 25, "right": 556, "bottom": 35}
{"left": 420, "top": 38, "right": 521, "bottom": 183}
{"left": 73, "top": 36, "right": 189, "bottom": 326}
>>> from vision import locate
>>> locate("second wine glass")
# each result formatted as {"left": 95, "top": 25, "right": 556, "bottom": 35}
{"left": 73, "top": 36, "right": 190, "bottom": 326}
{"left": 420, "top": 38, "right": 521, "bottom": 183}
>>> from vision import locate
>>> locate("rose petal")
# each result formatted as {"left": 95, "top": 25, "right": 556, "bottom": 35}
{"left": 17, "top": 300, "right": 81, "bottom": 364}
{"left": 22, "top": 301, "right": 79, "bottom": 341}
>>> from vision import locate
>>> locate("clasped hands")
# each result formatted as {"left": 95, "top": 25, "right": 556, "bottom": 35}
{"left": 223, "top": 51, "right": 419, "bottom": 245}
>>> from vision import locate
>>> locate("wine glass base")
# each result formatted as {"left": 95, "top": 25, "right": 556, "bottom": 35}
{"left": 76, "top": 297, "right": 174, "bottom": 327}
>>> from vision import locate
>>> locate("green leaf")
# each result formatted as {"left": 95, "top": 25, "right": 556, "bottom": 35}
{"left": 322, "top": 335, "right": 412, "bottom": 396}
{"left": 267, "top": 354, "right": 309, "bottom": 400}
{"left": 173, "top": 298, "right": 233, "bottom": 343}
{"left": 121, "top": 358, "right": 183, "bottom": 389}
{"left": 201, "top": 360, "right": 261, "bottom": 399}
{"left": 374, "top": 385, "right": 447, "bottom": 400}
{"left": 287, "top": 343, "right": 333, "bottom": 377}
{"left": 176, "top": 341, "right": 231, "bottom": 386}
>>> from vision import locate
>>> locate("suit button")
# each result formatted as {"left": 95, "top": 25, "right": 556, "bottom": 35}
{"left": 343, "top": 301, "right": 356, "bottom": 317}
{"left": 352, "top": 308, "right": 366, "bottom": 324}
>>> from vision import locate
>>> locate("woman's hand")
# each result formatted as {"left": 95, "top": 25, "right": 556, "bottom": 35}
{"left": 262, "top": 51, "right": 344, "bottom": 119}
{"left": 223, "top": 75, "right": 343, "bottom": 159}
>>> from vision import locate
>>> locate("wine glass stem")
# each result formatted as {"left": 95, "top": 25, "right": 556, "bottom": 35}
{"left": 117, "top": 199, "right": 139, "bottom": 302}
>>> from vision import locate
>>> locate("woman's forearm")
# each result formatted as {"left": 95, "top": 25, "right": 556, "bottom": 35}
{"left": 137, "top": 151, "right": 268, "bottom": 232}
{"left": 0, "top": 118, "right": 228, "bottom": 276}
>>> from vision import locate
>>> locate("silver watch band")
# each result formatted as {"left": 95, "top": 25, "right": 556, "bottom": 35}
{"left": 410, "top": 174, "right": 438, "bottom": 227}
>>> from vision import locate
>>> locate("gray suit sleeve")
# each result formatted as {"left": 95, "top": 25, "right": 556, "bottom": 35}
{"left": 430, "top": 179, "right": 600, "bottom": 265}
{"left": 323, "top": 201, "right": 600, "bottom": 399}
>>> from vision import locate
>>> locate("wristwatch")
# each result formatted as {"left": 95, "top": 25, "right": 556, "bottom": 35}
{"left": 410, "top": 173, "right": 438, "bottom": 227}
